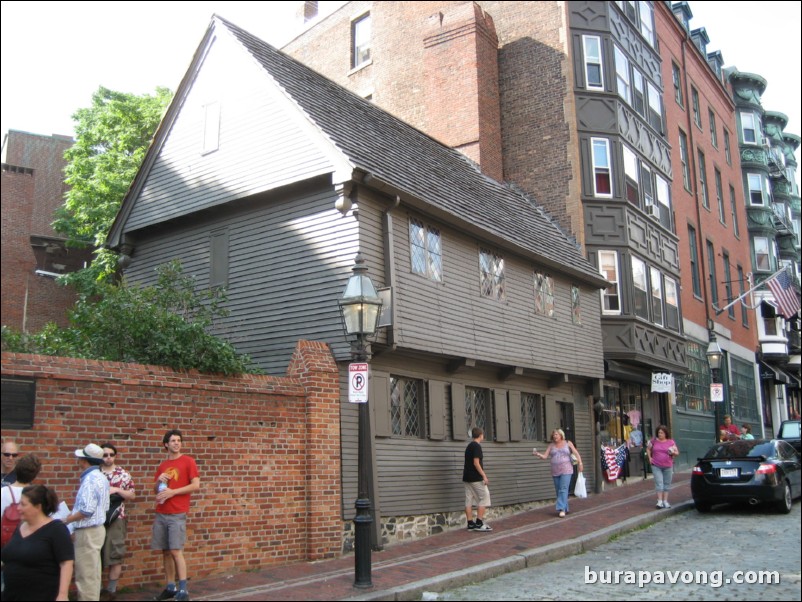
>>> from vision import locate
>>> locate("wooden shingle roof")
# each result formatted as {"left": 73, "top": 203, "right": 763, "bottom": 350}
{"left": 218, "top": 17, "right": 606, "bottom": 287}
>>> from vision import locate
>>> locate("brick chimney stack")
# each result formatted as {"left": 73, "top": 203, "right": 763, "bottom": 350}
{"left": 298, "top": 1, "right": 318, "bottom": 23}
{"left": 423, "top": 3, "right": 503, "bottom": 182}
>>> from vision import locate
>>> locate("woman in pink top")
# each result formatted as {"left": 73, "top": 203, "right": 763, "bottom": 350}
{"left": 646, "top": 425, "right": 678, "bottom": 509}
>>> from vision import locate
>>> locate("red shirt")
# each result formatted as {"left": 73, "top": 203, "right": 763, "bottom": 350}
{"left": 154, "top": 454, "right": 199, "bottom": 514}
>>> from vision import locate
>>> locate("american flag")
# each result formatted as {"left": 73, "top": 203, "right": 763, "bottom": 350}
{"left": 767, "top": 270, "right": 801, "bottom": 319}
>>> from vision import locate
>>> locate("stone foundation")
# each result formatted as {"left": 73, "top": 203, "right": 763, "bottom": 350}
{"left": 341, "top": 499, "right": 554, "bottom": 552}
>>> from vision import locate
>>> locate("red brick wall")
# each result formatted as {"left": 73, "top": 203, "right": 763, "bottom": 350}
{"left": 283, "top": 1, "right": 582, "bottom": 241}
{"left": 656, "top": 4, "right": 756, "bottom": 351}
{"left": 1, "top": 131, "right": 77, "bottom": 331}
{"left": 0, "top": 340, "right": 342, "bottom": 589}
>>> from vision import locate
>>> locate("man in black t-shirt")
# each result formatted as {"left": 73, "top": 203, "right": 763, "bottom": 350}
{"left": 463, "top": 427, "right": 492, "bottom": 531}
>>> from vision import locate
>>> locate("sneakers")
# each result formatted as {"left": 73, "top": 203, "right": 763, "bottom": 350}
{"left": 473, "top": 520, "right": 492, "bottom": 532}
{"left": 174, "top": 592, "right": 190, "bottom": 602}
{"left": 558, "top": 511, "right": 566, "bottom": 518}
{"left": 656, "top": 501, "right": 664, "bottom": 508}
{"left": 467, "top": 520, "right": 476, "bottom": 530}
{"left": 154, "top": 589, "right": 177, "bottom": 601}
{"left": 663, "top": 501, "right": 671, "bottom": 509}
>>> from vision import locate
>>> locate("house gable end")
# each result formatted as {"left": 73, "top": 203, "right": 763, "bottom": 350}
{"left": 113, "top": 19, "right": 353, "bottom": 241}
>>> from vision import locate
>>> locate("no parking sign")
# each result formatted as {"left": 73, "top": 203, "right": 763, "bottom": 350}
{"left": 349, "top": 363, "right": 369, "bottom": 403}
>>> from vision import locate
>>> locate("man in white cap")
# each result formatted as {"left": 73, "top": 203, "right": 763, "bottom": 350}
{"left": 64, "top": 443, "right": 110, "bottom": 601}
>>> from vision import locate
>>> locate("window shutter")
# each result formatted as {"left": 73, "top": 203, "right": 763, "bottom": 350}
{"left": 508, "top": 390, "right": 522, "bottom": 441}
{"left": 428, "top": 380, "right": 446, "bottom": 441}
{"left": 493, "top": 389, "right": 510, "bottom": 442}
{"left": 370, "top": 372, "right": 391, "bottom": 437}
{"left": 451, "top": 383, "right": 466, "bottom": 440}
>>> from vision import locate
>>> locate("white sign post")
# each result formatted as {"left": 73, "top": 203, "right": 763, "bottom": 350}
{"left": 710, "top": 383, "right": 724, "bottom": 403}
{"left": 349, "top": 362, "right": 369, "bottom": 404}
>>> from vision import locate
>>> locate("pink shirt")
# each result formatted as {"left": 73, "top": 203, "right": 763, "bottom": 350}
{"left": 649, "top": 438, "right": 677, "bottom": 468}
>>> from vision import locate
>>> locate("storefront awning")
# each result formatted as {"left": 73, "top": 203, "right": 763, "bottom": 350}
{"left": 760, "top": 361, "right": 801, "bottom": 388}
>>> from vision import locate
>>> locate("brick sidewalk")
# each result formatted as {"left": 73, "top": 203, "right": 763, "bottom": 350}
{"left": 118, "top": 472, "right": 692, "bottom": 601}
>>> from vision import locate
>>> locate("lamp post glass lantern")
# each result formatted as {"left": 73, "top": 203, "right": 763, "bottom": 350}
{"left": 706, "top": 333, "right": 723, "bottom": 442}
{"left": 338, "top": 253, "right": 382, "bottom": 588}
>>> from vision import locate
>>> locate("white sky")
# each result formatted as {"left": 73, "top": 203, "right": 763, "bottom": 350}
{"left": 1, "top": 1, "right": 800, "bottom": 161}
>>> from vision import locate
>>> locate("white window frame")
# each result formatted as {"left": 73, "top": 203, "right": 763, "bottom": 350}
{"left": 650, "top": 266, "right": 664, "bottom": 326}
{"left": 599, "top": 251, "right": 621, "bottom": 315}
{"left": 754, "top": 237, "right": 771, "bottom": 271}
{"left": 614, "top": 46, "right": 631, "bottom": 104}
{"left": 638, "top": 1, "right": 655, "bottom": 46}
{"left": 741, "top": 111, "right": 757, "bottom": 144}
{"left": 647, "top": 80, "right": 662, "bottom": 132}
{"left": 747, "top": 173, "right": 764, "bottom": 206}
{"left": 632, "top": 256, "right": 650, "bottom": 320}
{"left": 351, "top": 13, "right": 372, "bottom": 69}
{"left": 591, "top": 137, "right": 613, "bottom": 198}
{"left": 664, "top": 276, "right": 680, "bottom": 331}
{"left": 583, "top": 35, "right": 604, "bottom": 90}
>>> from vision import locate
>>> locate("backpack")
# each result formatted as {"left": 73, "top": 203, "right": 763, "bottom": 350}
{"left": 1, "top": 485, "right": 21, "bottom": 547}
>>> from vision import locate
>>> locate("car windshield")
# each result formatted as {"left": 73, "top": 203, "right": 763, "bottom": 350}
{"left": 703, "top": 440, "right": 774, "bottom": 459}
{"left": 779, "top": 422, "right": 801, "bottom": 438}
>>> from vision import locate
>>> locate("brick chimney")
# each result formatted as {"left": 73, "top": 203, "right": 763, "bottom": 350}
{"left": 423, "top": 3, "right": 503, "bottom": 182}
{"left": 297, "top": 1, "right": 318, "bottom": 23}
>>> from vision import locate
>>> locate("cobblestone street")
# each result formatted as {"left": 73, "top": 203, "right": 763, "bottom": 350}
{"left": 438, "top": 503, "right": 801, "bottom": 601}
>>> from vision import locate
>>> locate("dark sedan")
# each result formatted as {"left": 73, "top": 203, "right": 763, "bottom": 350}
{"left": 691, "top": 439, "right": 801, "bottom": 513}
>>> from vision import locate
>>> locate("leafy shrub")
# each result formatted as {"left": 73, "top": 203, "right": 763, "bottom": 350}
{"left": 2, "top": 261, "right": 258, "bottom": 376}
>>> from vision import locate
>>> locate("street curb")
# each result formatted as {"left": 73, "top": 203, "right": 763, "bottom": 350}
{"left": 343, "top": 499, "right": 695, "bottom": 601}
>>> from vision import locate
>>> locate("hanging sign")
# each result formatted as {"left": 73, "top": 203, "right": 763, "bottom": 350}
{"left": 348, "top": 363, "right": 369, "bottom": 404}
{"left": 710, "top": 383, "right": 724, "bottom": 403}
{"left": 651, "top": 372, "right": 673, "bottom": 393}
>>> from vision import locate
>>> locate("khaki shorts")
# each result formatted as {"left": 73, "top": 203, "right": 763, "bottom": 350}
{"left": 151, "top": 513, "right": 187, "bottom": 550}
{"left": 464, "top": 481, "right": 491, "bottom": 508}
{"left": 102, "top": 517, "right": 127, "bottom": 566}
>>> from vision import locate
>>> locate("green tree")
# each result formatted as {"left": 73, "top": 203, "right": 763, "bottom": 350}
{"left": 2, "top": 261, "right": 258, "bottom": 376}
{"left": 53, "top": 86, "right": 172, "bottom": 289}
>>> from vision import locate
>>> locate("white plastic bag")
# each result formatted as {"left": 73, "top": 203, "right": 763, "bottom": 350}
{"left": 574, "top": 471, "right": 588, "bottom": 498}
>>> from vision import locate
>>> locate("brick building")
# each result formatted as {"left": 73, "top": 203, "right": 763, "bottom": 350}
{"left": 1, "top": 130, "right": 91, "bottom": 331}
{"left": 656, "top": 2, "right": 761, "bottom": 457}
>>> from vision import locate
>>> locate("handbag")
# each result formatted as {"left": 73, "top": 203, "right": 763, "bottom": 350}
{"left": 570, "top": 453, "right": 578, "bottom": 465}
{"left": 574, "top": 472, "right": 588, "bottom": 498}
{"left": 105, "top": 493, "right": 124, "bottom": 527}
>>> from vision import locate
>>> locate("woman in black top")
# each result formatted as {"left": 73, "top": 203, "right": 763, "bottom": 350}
{"left": 1, "top": 485, "right": 74, "bottom": 601}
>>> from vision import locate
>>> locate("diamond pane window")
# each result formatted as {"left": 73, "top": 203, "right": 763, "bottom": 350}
{"left": 390, "top": 376, "right": 423, "bottom": 438}
{"left": 410, "top": 218, "right": 442, "bottom": 282}
{"left": 521, "top": 393, "right": 545, "bottom": 440}
{"left": 465, "top": 387, "right": 488, "bottom": 436}
{"left": 480, "top": 249, "right": 505, "bottom": 300}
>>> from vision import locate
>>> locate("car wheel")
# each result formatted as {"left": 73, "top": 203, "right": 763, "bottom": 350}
{"left": 776, "top": 482, "right": 792, "bottom": 514}
{"left": 695, "top": 500, "right": 712, "bottom": 513}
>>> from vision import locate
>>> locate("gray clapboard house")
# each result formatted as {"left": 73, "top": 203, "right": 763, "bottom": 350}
{"left": 107, "top": 16, "right": 610, "bottom": 540}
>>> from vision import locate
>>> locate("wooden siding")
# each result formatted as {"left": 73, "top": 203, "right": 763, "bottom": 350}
{"left": 339, "top": 353, "right": 596, "bottom": 518}
{"left": 389, "top": 208, "right": 605, "bottom": 379}
{"left": 123, "top": 182, "right": 359, "bottom": 375}
{"left": 125, "top": 33, "right": 339, "bottom": 233}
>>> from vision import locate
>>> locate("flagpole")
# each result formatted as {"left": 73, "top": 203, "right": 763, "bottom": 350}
{"left": 713, "top": 267, "right": 788, "bottom": 316}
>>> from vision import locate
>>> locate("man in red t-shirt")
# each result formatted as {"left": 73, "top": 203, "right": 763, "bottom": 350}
{"left": 152, "top": 430, "right": 200, "bottom": 602}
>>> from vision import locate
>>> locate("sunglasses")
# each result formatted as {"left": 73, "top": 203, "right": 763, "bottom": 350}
{"left": 103, "top": 453, "right": 116, "bottom": 458}
{"left": 2, "top": 453, "right": 19, "bottom": 458}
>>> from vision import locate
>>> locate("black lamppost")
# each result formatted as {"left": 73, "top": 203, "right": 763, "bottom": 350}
{"left": 338, "top": 252, "right": 382, "bottom": 589}
{"left": 706, "top": 332, "right": 723, "bottom": 443}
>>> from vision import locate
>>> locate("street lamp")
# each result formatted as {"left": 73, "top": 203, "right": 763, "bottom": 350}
{"left": 338, "top": 252, "right": 382, "bottom": 589}
{"left": 706, "top": 333, "right": 723, "bottom": 442}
